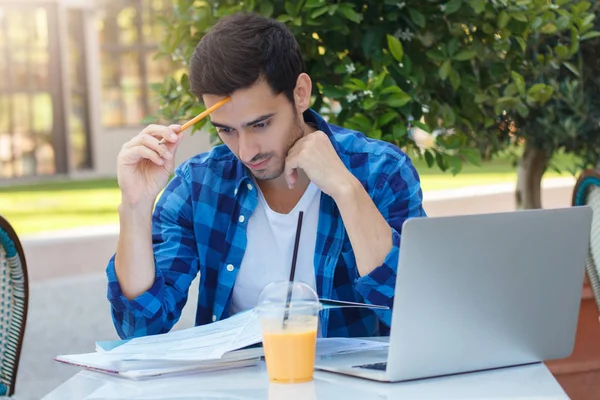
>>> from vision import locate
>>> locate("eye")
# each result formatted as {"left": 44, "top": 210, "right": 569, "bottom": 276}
{"left": 253, "top": 120, "right": 270, "bottom": 130}
{"left": 217, "top": 127, "right": 234, "bottom": 135}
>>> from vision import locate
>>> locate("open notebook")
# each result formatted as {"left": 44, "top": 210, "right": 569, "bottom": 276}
{"left": 55, "top": 300, "right": 389, "bottom": 379}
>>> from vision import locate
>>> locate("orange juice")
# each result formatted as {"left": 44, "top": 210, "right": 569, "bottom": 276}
{"left": 262, "top": 328, "right": 317, "bottom": 383}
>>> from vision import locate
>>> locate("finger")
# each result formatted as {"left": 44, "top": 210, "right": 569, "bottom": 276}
{"left": 139, "top": 124, "right": 180, "bottom": 144}
{"left": 129, "top": 134, "right": 174, "bottom": 161}
{"left": 284, "top": 155, "right": 299, "bottom": 189}
{"left": 120, "top": 146, "right": 165, "bottom": 167}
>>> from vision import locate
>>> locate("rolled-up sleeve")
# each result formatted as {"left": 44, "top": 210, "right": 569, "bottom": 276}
{"left": 353, "top": 155, "right": 426, "bottom": 328}
{"left": 106, "top": 166, "right": 200, "bottom": 339}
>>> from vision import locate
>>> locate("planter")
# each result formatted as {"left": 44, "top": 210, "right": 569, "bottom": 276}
{"left": 546, "top": 277, "right": 600, "bottom": 400}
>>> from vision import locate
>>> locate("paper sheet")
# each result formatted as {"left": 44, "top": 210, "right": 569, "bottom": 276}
{"left": 109, "top": 310, "right": 262, "bottom": 361}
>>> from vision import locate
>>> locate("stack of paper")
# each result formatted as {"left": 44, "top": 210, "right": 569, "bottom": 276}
{"left": 56, "top": 300, "right": 390, "bottom": 380}
{"left": 55, "top": 310, "right": 264, "bottom": 379}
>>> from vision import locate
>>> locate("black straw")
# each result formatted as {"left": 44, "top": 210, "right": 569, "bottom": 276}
{"left": 283, "top": 211, "right": 304, "bottom": 328}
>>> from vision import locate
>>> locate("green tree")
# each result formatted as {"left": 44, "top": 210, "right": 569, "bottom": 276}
{"left": 149, "top": 0, "right": 599, "bottom": 209}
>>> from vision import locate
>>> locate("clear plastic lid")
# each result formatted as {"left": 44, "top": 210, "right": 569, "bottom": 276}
{"left": 255, "top": 281, "right": 321, "bottom": 312}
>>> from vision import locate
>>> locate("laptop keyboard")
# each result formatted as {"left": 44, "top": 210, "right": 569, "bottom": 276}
{"left": 354, "top": 362, "right": 387, "bottom": 371}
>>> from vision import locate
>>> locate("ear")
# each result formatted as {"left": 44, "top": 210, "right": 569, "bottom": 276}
{"left": 293, "top": 73, "right": 312, "bottom": 113}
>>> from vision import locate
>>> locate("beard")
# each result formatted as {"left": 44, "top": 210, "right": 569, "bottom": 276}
{"left": 251, "top": 114, "right": 305, "bottom": 181}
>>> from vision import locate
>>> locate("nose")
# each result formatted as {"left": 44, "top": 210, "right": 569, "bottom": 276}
{"left": 237, "top": 132, "right": 259, "bottom": 164}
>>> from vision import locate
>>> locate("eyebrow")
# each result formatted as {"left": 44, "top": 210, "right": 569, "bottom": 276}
{"left": 211, "top": 113, "right": 276, "bottom": 129}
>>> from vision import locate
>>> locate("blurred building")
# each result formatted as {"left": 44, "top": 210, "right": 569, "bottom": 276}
{"left": 0, "top": 0, "right": 210, "bottom": 181}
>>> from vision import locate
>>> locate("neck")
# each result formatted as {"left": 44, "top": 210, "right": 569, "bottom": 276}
{"left": 256, "top": 119, "right": 317, "bottom": 213}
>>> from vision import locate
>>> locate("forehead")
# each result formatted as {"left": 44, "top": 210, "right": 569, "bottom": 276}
{"left": 203, "top": 80, "right": 288, "bottom": 126}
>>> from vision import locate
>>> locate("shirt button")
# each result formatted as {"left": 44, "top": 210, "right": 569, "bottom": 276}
{"left": 247, "top": 183, "right": 253, "bottom": 191}
{"left": 239, "top": 215, "right": 245, "bottom": 223}
{"left": 226, "top": 264, "right": 234, "bottom": 272}
{"left": 212, "top": 315, "right": 217, "bottom": 322}
{"left": 234, "top": 188, "right": 238, "bottom": 196}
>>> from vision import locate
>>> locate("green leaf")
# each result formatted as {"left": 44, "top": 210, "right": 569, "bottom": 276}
{"left": 515, "top": 37, "right": 526, "bottom": 52}
{"left": 385, "top": 92, "right": 412, "bottom": 108}
{"left": 363, "top": 98, "right": 378, "bottom": 110}
{"left": 563, "top": 62, "right": 580, "bottom": 77}
{"left": 380, "top": 86, "right": 404, "bottom": 95}
{"left": 426, "top": 49, "right": 446, "bottom": 62}
{"left": 459, "top": 148, "right": 482, "bottom": 166}
{"left": 554, "top": 45, "right": 568, "bottom": 59}
{"left": 446, "top": 155, "right": 463, "bottom": 175}
{"left": 474, "top": 93, "right": 489, "bottom": 104}
{"left": 259, "top": 2, "right": 274, "bottom": 17}
{"left": 453, "top": 50, "right": 476, "bottom": 61}
{"left": 445, "top": 0, "right": 463, "bottom": 14}
{"left": 411, "top": 120, "right": 432, "bottom": 133}
{"left": 511, "top": 71, "right": 525, "bottom": 96}
{"left": 581, "top": 31, "right": 600, "bottom": 40}
{"left": 393, "top": 124, "right": 407, "bottom": 140}
{"left": 435, "top": 152, "right": 448, "bottom": 172}
{"left": 304, "top": 0, "right": 323, "bottom": 8}
{"left": 349, "top": 78, "right": 368, "bottom": 91}
{"left": 498, "top": 11, "right": 510, "bottom": 28}
{"left": 540, "top": 23, "right": 558, "bottom": 34}
{"left": 516, "top": 102, "right": 529, "bottom": 118}
{"left": 511, "top": 12, "right": 528, "bottom": 22}
{"left": 276, "top": 14, "right": 293, "bottom": 23}
{"left": 377, "top": 112, "right": 397, "bottom": 127}
{"left": 284, "top": 1, "right": 295, "bottom": 17}
{"left": 449, "top": 69, "right": 461, "bottom": 90}
{"left": 347, "top": 113, "right": 373, "bottom": 132}
{"left": 372, "top": 71, "right": 387, "bottom": 89}
{"left": 408, "top": 8, "right": 426, "bottom": 28}
{"left": 424, "top": 150, "right": 435, "bottom": 167}
{"left": 527, "top": 83, "right": 554, "bottom": 105}
{"left": 439, "top": 60, "right": 452, "bottom": 80}
{"left": 387, "top": 35, "right": 404, "bottom": 62}
{"left": 370, "top": 129, "right": 382, "bottom": 140}
{"left": 311, "top": 6, "right": 328, "bottom": 18}
{"left": 339, "top": 5, "right": 362, "bottom": 23}
{"left": 321, "top": 86, "right": 346, "bottom": 98}
{"left": 504, "top": 83, "right": 518, "bottom": 97}
{"left": 447, "top": 38, "right": 458, "bottom": 56}
{"left": 471, "top": 0, "right": 486, "bottom": 14}
{"left": 530, "top": 17, "right": 543, "bottom": 30}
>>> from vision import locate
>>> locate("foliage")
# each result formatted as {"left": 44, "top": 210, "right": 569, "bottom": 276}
{"left": 148, "top": 0, "right": 600, "bottom": 175}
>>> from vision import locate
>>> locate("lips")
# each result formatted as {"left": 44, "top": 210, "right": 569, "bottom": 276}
{"left": 247, "top": 158, "right": 270, "bottom": 170}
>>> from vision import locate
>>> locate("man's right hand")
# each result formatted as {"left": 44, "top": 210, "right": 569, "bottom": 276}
{"left": 117, "top": 124, "right": 182, "bottom": 208}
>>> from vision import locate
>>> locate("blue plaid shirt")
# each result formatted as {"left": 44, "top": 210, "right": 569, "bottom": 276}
{"left": 106, "top": 109, "right": 426, "bottom": 340}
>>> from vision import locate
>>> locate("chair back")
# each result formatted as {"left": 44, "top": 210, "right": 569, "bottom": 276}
{"left": 572, "top": 169, "right": 600, "bottom": 316}
{"left": 0, "top": 215, "right": 28, "bottom": 397}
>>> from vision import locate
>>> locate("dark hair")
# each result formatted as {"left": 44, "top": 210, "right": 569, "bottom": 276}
{"left": 189, "top": 13, "right": 306, "bottom": 103}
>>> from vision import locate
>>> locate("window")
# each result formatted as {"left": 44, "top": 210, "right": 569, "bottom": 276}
{"left": 97, "top": 0, "right": 173, "bottom": 127}
{"left": 0, "top": 5, "right": 61, "bottom": 179}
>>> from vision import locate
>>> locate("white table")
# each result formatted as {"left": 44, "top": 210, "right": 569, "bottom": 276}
{"left": 42, "top": 361, "right": 568, "bottom": 399}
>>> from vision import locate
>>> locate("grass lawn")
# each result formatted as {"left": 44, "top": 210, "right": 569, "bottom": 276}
{"left": 0, "top": 151, "right": 579, "bottom": 236}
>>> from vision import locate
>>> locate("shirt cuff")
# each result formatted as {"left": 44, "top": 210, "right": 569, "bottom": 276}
{"left": 354, "top": 228, "right": 400, "bottom": 305}
{"left": 106, "top": 256, "right": 165, "bottom": 320}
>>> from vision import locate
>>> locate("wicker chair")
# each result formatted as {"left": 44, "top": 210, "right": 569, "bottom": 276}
{"left": 572, "top": 169, "right": 600, "bottom": 321}
{"left": 0, "top": 215, "right": 28, "bottom": 397}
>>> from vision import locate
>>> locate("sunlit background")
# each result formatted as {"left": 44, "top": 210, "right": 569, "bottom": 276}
{"left": 0, "top": 0, "right": 177, "bottom": 180}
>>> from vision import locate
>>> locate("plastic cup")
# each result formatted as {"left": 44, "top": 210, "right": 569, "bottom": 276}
{"left": 255, "top": 281, "right": 321, "bottom": 384}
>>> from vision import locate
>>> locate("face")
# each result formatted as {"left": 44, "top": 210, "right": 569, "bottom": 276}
{"left": 203, "top": 75, "right": 311, "bottom": 181}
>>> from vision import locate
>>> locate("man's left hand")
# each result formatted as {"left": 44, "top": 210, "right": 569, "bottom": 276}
{"left": 284, "top": 130, "right": 356, "bottom": 198}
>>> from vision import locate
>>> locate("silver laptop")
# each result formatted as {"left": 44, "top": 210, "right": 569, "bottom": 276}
{"left": 315, "top": 206, "right": 592, "bottom": 382}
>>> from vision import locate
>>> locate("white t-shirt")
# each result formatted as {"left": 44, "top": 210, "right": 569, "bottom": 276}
{"left": 230, "top": 181, "right": 321, "bottom": 314}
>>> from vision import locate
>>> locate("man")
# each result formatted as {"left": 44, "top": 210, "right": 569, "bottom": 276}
{"left": 107, "top": 12, "right": 426, "bottom": 340}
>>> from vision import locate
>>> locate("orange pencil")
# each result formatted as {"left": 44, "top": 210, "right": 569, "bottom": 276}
{"left": 158, "top": 97, "right": 231, "bottom": 145}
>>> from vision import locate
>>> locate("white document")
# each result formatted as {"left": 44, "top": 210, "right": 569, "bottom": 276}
{"left": 108, "top": 310, "right": 262, "bottom": 361}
